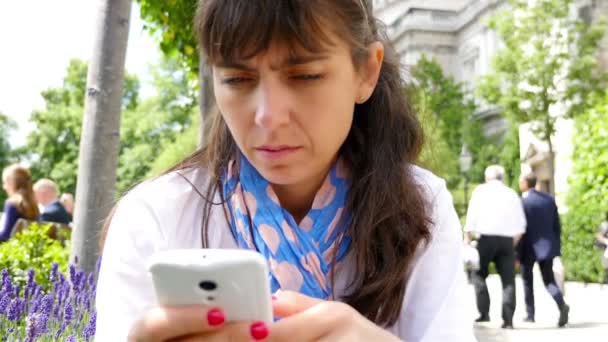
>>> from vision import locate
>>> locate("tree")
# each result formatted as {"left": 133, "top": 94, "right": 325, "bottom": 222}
{"left": 0, "top": 112, "right": 16, "bottom": 205}
{"left": 410, "top": 56, "right": 490, "bottom": 185}
{"left": 117, "top": 56, "right": 198, "bottom": 194}
{"left": 136, "top": 0, "right": 213, "bottom": 143}
{"left": 71, "top": 0, "right": 132, "bottom": 272}
{"left": 18, "top": 60, "right": 139, "bottom": 196}
{"left": 413, "top": 90, "right": 459, "bottom": 181}
{"left": 478, "top": 0, "right": 607, "bottom": 194}
{"left": 562, "top": 96, "right": 608, "bottom": 282}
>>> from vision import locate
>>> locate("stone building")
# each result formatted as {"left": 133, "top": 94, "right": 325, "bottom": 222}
{"left": 374, "top": 0, "right": 607, "bottom": 200}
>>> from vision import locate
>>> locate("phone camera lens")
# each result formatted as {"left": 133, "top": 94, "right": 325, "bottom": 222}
{"left": 199, "top": 281, "right": 217, "bottom": 291}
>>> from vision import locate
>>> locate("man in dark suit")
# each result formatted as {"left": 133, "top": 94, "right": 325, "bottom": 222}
{"left": 518, "top": 173, "right": 569, "bottom": 327}
{"left": 34, "top": 179, "right": 72, "bottom": 225}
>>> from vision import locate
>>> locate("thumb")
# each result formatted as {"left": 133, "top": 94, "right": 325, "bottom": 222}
{"left": 272, "top": 290, "right": 324, "bottom": 318}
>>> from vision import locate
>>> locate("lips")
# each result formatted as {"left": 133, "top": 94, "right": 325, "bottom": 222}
{"left": 255, "top": 145, "right": 299, "bottom": 152}
{"left": 254, "top": 145, "right": 302, "bottom": 160}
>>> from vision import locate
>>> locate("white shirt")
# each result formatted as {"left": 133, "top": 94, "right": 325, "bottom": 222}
{"left": 95, "top": 166, "right": 476, "bottom": 342}
{"left": 464, "top": 180, "right": 526, "bottom": 237}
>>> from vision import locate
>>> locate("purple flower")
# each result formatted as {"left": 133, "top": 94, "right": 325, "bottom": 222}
{"left": 87, "top": 272, "right": 95, "bottom": 288}
{"left": 13, "top": 284, "right": 20, "bottom": 298}
{"left": 2, "top": 271, "right": 12, "bottom": 296}
{"left": 83, "top": 312, "right": 97, "bottom": 340}
{"left": 66, "top": 335, "right": 76, "bottom": 342}
{"left": 55, "top": 322, "right": 66, "bottom": 340}
{"left": 0, "top": 293, "right": 9, "bottom": 315}
{"left": 28, "top": 292, "right": 41, "bottom": 315}
{"left": 69, "top": 264, "right": 76, "bottom": 286}
{"left": 25, "top": 313, "right": 40, "bottom": 342}
{"left": 27, "top": 269, "right": 35, "bottom": 285}
{"left": 63, "top": 301, "right": 73, "bottom": 323}
{"left": 50, "top": 262, "right": 59, "bottom": 282}
{"left": 53, "top": 300, "right": 61, "bottom": 320}
{"left": 7, "top": 298, "right": 21, "bottom": 321}
{"left": 40, "top": 294, "right": 53, "bottom": 315}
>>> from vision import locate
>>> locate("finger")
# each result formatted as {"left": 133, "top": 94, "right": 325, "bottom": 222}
{"left": 128, "top": 305, "right": 225, "bottom": 342}
{"left": 167, "top": 321, "right": 257, "bottom": 342}
{"left": 268, "top": 302, "right": 352, "bottom": 341}
{"left": 272, "top": 290, "right": 323, "bottom": 318}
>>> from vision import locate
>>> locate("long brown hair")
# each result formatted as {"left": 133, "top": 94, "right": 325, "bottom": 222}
{"left": 102, "top": 0, "right": 432, "bottom": 327}
{"left": 2, "top": 164, "right": 39, "bottom": 220}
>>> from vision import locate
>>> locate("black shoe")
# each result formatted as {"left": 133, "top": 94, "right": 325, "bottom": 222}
{"left": 501, "top": 322, "right": 514, "bottom": 329}
{"left": 524, "top": 316, "right": 535, "bottom": 323}
{"left": 558, "top": 304, "right": 569, "bottom": 327}
{"left": 475, "top": 315, "right": 490, "bottom": 323}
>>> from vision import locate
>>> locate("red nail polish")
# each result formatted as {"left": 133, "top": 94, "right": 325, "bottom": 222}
{"left": 250, "top": 321, "right": 269, "bottom": 340}
{"left": 207, "top": 308, "right": 225, "bottom": 326}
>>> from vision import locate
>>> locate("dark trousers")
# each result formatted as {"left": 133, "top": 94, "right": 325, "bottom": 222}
{"left": 472, "top": 235, "right": 516, "bottom": 324}
{"left": 520, "top": 258, "right": 566, "bottom": 318}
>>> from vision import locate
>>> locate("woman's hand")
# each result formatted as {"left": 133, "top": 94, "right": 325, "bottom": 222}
{"left": 127, "top": 305, "right": 270, "bottom": 341}
{"left": 269, "top": 291, "right": 401, "bottom": 342}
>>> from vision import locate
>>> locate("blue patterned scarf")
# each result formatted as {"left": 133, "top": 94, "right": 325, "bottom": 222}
{"left": 222, "top": 155, "right": 352, "bottom": 299}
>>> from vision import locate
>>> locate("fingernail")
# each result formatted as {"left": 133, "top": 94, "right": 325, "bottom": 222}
{"left": 250, "top": 321, "right": 269, "bottom": 340}
{"left": 207, "top": 308, "right": 225, "bottom": 326}
{"left": 271, "top": 294, "right": 277, "bottom": 300}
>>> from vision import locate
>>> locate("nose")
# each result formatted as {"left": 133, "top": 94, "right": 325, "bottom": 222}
{"left": 254, "top": 80, "right": 290, "bottom": 130}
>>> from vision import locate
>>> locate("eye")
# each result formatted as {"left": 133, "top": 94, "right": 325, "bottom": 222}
{"left": 221, "top": 77, "right": 253, "bottom": 85}
{"left": 291, "top": 74, "right": 323, "bottom": 81}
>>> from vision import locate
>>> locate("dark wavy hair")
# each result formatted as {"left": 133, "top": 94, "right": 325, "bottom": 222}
{"left": 195, "top": 0, "right": 432, "bottom": 326}
{"left": 101, "top": 0, "right": 432, "bottom": 327}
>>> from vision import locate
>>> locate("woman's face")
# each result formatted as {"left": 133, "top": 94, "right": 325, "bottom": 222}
{"left": 213, "top": 33, "right": 383, "bottom": 188}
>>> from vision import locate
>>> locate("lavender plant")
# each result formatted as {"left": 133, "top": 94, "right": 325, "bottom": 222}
{"left": 0, "top": 258, "right": 99, "bottom": 341}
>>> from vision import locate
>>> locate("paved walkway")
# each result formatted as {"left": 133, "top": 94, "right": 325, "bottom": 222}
{"left": 465, "top": 272, "right": 608, "bottom": 342}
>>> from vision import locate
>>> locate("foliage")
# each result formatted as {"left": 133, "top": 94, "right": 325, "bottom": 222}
{"left": 137, "top": 0, "right": 199, "bottom": 76}
{"left": 410, "top": 55, "right": 492, "bottom": 186}
{"left": 411, "top": 89, "right": 459, "bottom": 181}
{"left": 478, "top": 0, "right": 607, "bottom": 188}
{"left": 16, "top": 60, "right": 140, "bottom": 196}
{"left": 116, "top": 57, "right": 198, "bottom": 194}
{"left": 0, "top": 112, "right": 17, "bottom": 205}
{"left": 498, "top": 126, "right": 522, "bottom": 191}
{"left": 147, "top": 111, "right": 199, "bottom": 177}
{"left": 410, "top": 56, "right": 475, "bottom": 154}
{"left": 0, "top": 223, "right": 69, "bottom": 292}
{"left": 562, "top": 97, "right": 608, "bottom": 283}
{"left": 17, "top": 57, "right": 198, "bottom": 198}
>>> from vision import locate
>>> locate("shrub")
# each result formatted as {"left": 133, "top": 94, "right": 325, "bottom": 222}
{"left": 562, "top": 98, "right": 608, "bottom": 283}
{"left": 0, "top": 223, "right": 70, "bottom": 292}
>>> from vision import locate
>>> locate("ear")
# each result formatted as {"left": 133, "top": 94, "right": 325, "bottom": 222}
{"left": 356, "top": 42, "right": 384, "bottom": 104}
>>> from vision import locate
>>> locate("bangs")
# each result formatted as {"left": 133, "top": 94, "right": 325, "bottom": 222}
{"left": 197, "top": 0, "right": 339, "bottom": 64}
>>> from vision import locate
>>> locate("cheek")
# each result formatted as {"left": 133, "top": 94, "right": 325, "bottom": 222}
{"left": 301, "top": 80, "right": 356, "bottom": 153}
{"left": 214, "top": 85, "right": 253, "bottom": 147}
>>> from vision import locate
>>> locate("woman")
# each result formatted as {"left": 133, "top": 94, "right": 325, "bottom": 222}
{"left": 1, "top": 164, "right": 39, "bottom": 242}
{"left": 96, "top": 0, "right": 475, "bottom": 341}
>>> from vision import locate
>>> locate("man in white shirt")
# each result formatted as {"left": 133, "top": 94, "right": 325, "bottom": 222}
{"left": 464, "top": 165, "right": 526, "bottom": 329}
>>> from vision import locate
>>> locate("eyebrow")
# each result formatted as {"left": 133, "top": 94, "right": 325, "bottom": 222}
{"left": 217, "top": 54, "right": 330, "bottom": 72}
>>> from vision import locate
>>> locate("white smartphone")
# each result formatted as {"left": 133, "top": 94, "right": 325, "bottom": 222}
{"left": 147, "top": 248, "right": 273, "bottom": 323}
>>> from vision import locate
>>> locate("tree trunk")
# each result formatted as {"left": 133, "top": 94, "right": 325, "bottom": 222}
{"left": 71, "top": 0, "right": 132, "bottom": 273}
{"left": 198, "top": 55, "right": 214, "bottom": 147}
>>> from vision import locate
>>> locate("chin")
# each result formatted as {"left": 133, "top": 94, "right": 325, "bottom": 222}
{"left": 256, "top": 164, "right": 304, "bottom": 185}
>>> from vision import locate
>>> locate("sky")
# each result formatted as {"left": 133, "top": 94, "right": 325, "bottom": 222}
{"left": 0, "top": 0, "right": 160, "bottom": 147}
